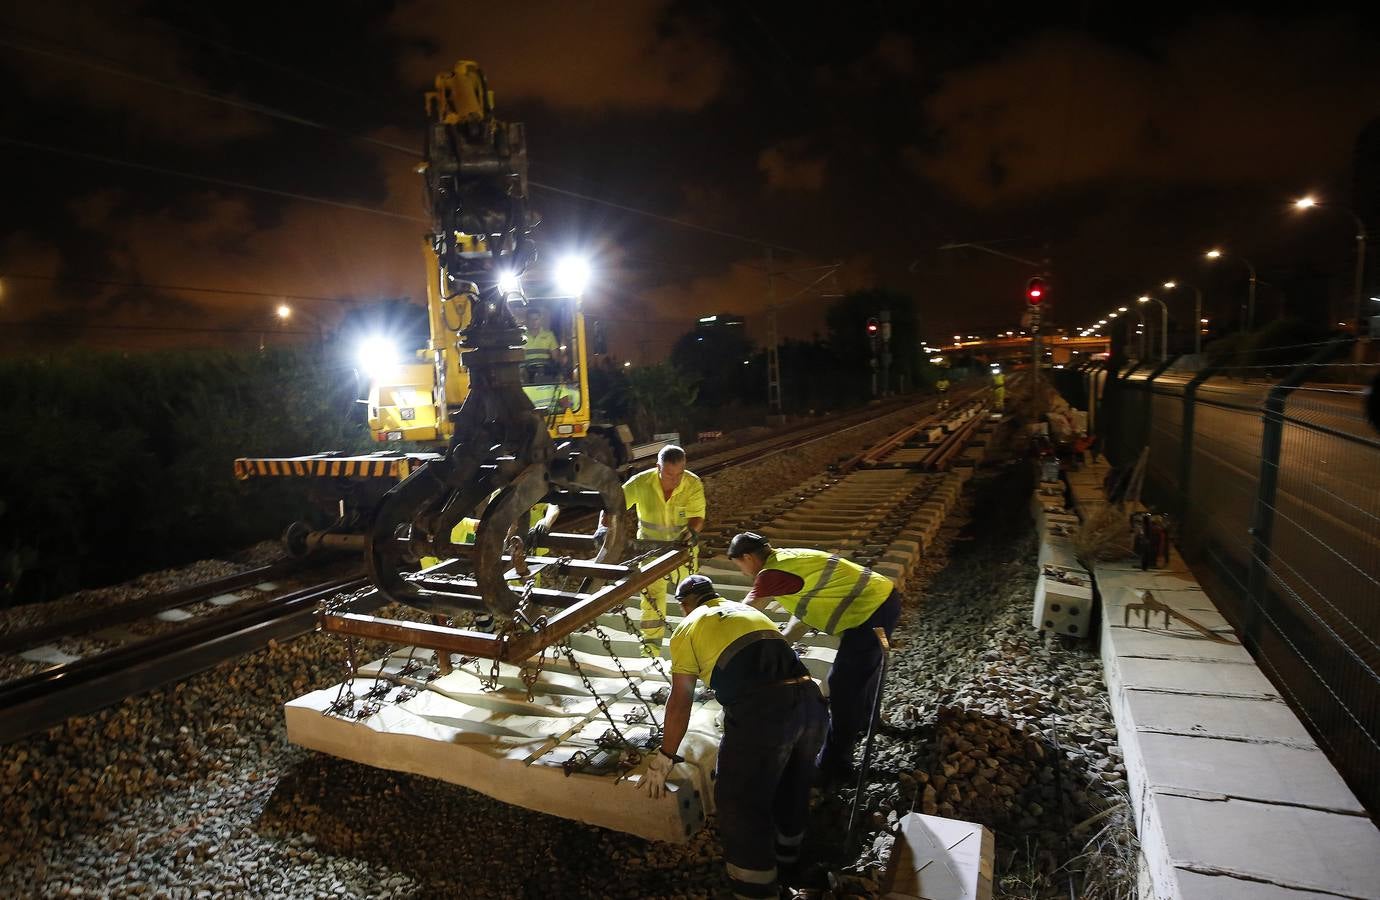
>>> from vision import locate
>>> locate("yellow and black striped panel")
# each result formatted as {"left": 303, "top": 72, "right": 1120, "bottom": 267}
{"left": 233, "top": 454, "right": 442, "bottom": 481}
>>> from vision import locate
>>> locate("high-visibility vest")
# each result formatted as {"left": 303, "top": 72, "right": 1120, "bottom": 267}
{"left": 669, "top": 597, "right": 786, "bottom": 689}
{"left": 992, "top": 372, "right": 1005, "bottom": 387}
{"left": 763, "top": 548, "right": 893, "bottom": 634}
{"left": 525, "top": 329, "right": 559, "bottom": 361}
{"left": 622, "top": 468, "right": 705, "bottom": 543}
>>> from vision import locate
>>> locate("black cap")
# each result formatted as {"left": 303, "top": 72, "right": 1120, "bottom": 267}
{"left": 727, "top": 532, "right": 771, "bottom": 559}
{"left": 675, "top": 574, "right": 716, "bottom": 601}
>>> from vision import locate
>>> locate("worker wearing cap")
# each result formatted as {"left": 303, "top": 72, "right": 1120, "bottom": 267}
{"left": 603, "top": 444, "right": 705, "bottom": 657}
{"left": 640, "top": 575, "right": 826, "bottom": 899}
{"left": 726, "top": 532, "right": 902, "bottom": 782}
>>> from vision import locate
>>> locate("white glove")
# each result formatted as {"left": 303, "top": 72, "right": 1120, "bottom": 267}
{"left": 640, "top": 750, "right": 676, "bottom": 800}
{"left": 780, "top": 617, "right": 810, "bottom": 643}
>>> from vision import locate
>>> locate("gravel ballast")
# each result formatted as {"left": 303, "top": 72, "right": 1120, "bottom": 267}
{"left": 0, "top": 409, "right": 1132, "bottom": 898}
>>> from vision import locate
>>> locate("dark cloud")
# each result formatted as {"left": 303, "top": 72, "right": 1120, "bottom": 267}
{"left": 758, "top": 140, "right": 826, "bottom": 192}
{"left": 912, "top": 16, "right": 1380, "bottom": 207}
{"left": 388, "top": 0, "right": 729, "bottom": 112}
{"left": 2, "top": 2, "right": 1377, "bottom": 356}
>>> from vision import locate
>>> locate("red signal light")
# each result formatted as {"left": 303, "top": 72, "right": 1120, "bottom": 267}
{"left": 866, "top": 317, "right": 880, "bottom": 335}
{"left": 1025, "top": 276, "right": 1048, "bottom": 306}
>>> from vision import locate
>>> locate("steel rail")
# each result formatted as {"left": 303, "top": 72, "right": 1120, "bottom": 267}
{"left": 0, "top": 558, "right": 330, "bottom": 656}
{"left": 0, "top": 574, "right": 369, "bottom": 745}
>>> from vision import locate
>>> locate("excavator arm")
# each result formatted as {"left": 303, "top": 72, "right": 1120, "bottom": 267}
{"left": 362, "top": 61, "right": 632, "bottom": 624}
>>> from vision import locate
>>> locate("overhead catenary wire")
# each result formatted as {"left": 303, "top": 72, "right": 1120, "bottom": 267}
{"left": 0, "top": 320, "right": 320, "bottom": 335}
{"left": 1, "top": 272, "right": 383, "bottom": 305}
{"left": 0, "top": 136, "right": 428, "bottom": 224}
{"left": 0, "top": 30, "right": 802, "bottom": 254}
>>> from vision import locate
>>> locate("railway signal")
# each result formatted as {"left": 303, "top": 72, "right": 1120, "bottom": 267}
{"left": 1025, "top": 276, "right": 1048, "bottom": 306}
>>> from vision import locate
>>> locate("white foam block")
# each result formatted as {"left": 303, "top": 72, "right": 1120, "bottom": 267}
{"left": 883, "top": 813, "right": 994, "bottom": 900}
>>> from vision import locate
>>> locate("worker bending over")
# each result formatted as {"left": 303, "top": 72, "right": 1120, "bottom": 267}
{"left": 727, "top": 532, "right": 901, "bottom": 783}
{"left": 601, "top": 444, "right": 705, "bottom": 657}
{"left": 641, "top": 575, "right": 826, "bottom": 899}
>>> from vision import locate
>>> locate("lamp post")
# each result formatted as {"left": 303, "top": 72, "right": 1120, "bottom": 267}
{"left": 1293, "top": 196, "right": 1368, "bottom": 336}
{"left": 1204, "top": 248, "right": 1257, "bottom": 331}
{"left": 1139, "top": 295, "right": 1168, "bottom": 361}
{"left": 1163, "top": 280, "right": 1204, "bottom": 355}
{"left": 260, "top": 303, "right": 292, "bottom": 351}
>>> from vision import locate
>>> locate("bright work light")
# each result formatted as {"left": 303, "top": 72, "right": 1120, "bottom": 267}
{"left": 555, "top": 255, "right": 591, "bottom": 296}
{"left": 358, "top": 336, "right": 398, "bottom": 379}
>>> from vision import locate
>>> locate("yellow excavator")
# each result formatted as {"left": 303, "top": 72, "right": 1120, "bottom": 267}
{"left": 235, "top": 61, "right": 641, "bottom": 623}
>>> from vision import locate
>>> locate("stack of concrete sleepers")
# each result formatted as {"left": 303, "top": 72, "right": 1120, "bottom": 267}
{"left": 1066, "top": 459, "right": 1380, "bottom": 899}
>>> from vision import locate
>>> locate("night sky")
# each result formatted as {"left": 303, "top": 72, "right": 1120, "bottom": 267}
{"left": 3, "top": 1, "right": 1378, "bottom": 360}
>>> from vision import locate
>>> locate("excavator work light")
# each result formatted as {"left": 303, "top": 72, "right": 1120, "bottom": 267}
{"left": 555, "top": 255, "right": 591, "bottom": 296}
{"left": 357, "top": 336, "right": 398, "bottom": 379}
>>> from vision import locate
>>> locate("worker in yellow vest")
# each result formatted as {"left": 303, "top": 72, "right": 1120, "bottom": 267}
{"left": 640, "top": 575, "right": 826, "bottom": 898}
{"left": 936, "top": 375, "right": 951, "bottom": 410}
{"left": 992, "top": 367, "right": 1006, "bottom": 411}
{"left": 599, "top": 444, "right": 705, "bottom": 657}
{"left": 727, "top": 532, "right": 902, "bottom": 783}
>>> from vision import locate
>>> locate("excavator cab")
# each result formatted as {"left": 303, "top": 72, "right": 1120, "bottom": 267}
{"left": 361, "top": 271, "right": 600, "bottom": 447}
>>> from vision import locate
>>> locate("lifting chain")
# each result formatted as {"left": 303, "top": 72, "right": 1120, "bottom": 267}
{"left": 326, "top": 637, "right": 383, "bottom": 719}
{"left": 325, "top": 636, "right": 361, "bottom": 717}
{"left": 616, "top": 600, "right": 671, "bottom": 683}
{"left": 591, "top": 619, "right": 661, "bottom": 732}
{"left": 516, "top": 615, "right": 549, "bottom": 702}
{"left": 554, "top": 637, "right": 657, "bottom": 778}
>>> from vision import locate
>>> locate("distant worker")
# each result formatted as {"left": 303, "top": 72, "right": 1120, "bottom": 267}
{"left": 727, "top": 532, "right": 901, "bottom": 784}
{"left": 523, "top": 306, "right": 564, "bottom": 376}
{"left": 599, "top": 445, "right": 705, "bottom": 657}
{"left": 640, "top": 575, "right": 826, "bottom": 898}
{"left": 936, "top": 375, "right": 950, "bottom": 410}
{"left": 991, "top": 367, "right": 1006, "bottom": 412}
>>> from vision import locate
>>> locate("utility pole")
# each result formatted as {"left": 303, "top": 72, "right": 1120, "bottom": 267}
{"left": 879, "top": 309, "right": 892, "bottom": 396}
{"left": 765, "top": 247, "right": 782, "bottom": 419}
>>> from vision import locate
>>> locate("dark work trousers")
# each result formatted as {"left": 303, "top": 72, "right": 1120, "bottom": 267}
{"left": 819, "top": 588, "right": 902, "bottom": 774}
{"left": 716, "top": 680, "right": 828, "bottom": 899}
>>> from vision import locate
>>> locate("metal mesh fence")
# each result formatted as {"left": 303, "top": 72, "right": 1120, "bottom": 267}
{"left": 1085, "top": 344, "right": 1380, "bottom": 816}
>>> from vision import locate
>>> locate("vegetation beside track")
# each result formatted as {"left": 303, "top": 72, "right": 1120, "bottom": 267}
{"left": 0, "top": 348, "right": 369, "bottom": 605}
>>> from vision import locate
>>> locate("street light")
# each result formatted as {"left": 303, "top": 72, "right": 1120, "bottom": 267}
{"left": 1292, "top": 196, "right": 1368, "bottom": 335}
{"left": 276, "top": 304, "right": 292, "bottom": 320}
{"left": 1162, "top": 280, "right": 1205, "bottom": 355}
{"left": 1204, "top": 247, "right": 1258, "bottom": 330}
{"left": 1138, "top": 295, "right": 1169, "bottom": 361}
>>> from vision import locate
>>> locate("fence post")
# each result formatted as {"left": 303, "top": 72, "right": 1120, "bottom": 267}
{"left": 1243, "top": 338, "right": 1353, "bottom": 644}
{"left": 1106, "top": 360, "right": 1143, "bottom": 464}
{"left": 1178, "top": 362, "right": 1221, "bottom": 521}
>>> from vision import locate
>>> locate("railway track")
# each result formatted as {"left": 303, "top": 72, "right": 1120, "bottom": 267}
{"left": 0, "top": 388, "right": 983, "bottom": 747}
{"left": 284, "top": 395, "right": 1001, "bottom": 843}
{"left": 0, "top": 574, "right": 369, "bottom": 743}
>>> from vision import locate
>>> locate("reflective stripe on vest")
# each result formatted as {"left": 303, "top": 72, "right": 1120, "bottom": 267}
{"left": 766, "top": 548, "right": 891, "bottom": 634}
{"left": 824, "top": 564, "right": 875, "bottom": 634}
{"left": 638, "top": 518, "right": 683, "bottom": 540}
{"left": 793, "top": 554, "right": 842, "bottom": 624}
